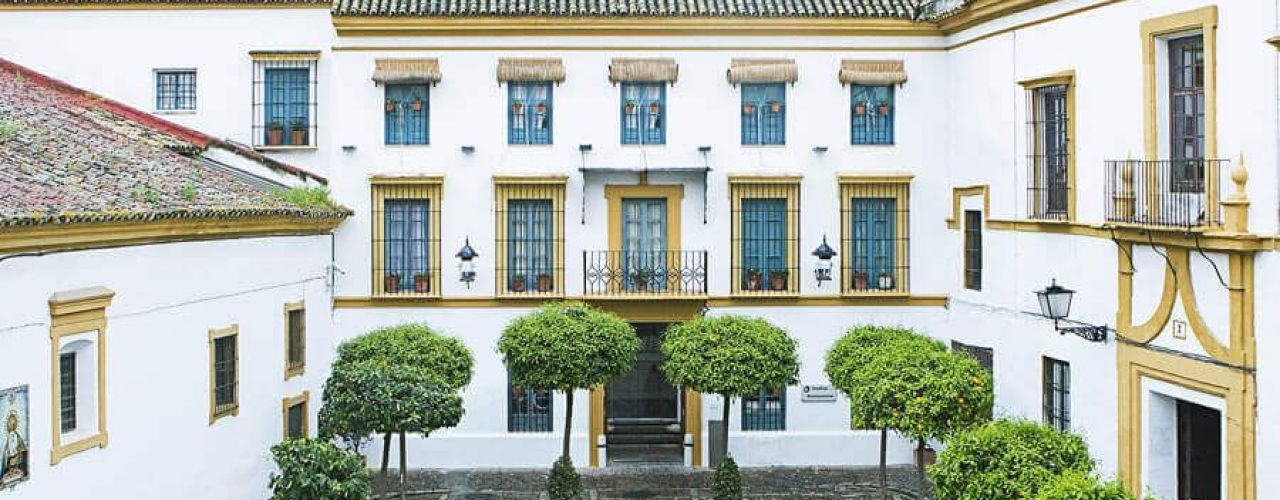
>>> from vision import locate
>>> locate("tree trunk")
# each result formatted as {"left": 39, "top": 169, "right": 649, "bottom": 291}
{"left": 399, "top": 431, "right": 407, "bottom": 500}
{"left": 562, "top": 390, "right": 575, "bottom": 460}
{"left": 879, "top": 428, "right": 888, "bottom": 500}
{"left": 380, "top": 431, "right": 392, "bottom": 487}
{"left": 721, "top": 393, "right": 731, "bottom": 464}
{"left": 916, "top": 438, "right": 927, "bottom": 499}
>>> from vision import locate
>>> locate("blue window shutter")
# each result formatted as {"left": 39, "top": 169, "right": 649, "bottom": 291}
{"left": 852, "top": 85, "right": 894, "bottom": 145}
{"left": 852, "top": 198, "right": 896, "bottom": 287}
{"left": 741, "top": 198, "right": 787, "bottom": 290}
{"left": 620, "top": 83, "right": 638, "bottom": 145}
{"left": 384, "top": 199, "right": 430, "bottom": 292}
{"left": 265, "top": 68, "right": 310, "bottom": 146}
{"left": 385, "top": 84, "right": 429, "bottom": 145}
{"left": 741, "top": 85, "right": 758, "bottom": 144}
{"left": 506, "top": 199, "right": 553, "bottom": 290}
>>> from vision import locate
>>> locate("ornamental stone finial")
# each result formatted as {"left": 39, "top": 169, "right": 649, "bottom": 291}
{"left": 1221, "top": 153, "right": 1250, "bottom": 233}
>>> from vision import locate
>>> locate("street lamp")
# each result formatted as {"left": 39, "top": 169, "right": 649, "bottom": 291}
{"left": 456, "top": 238, "right": 478, "bottom": 288}
{"left": 811, "top": 235, "right": 836, "bottom": 286}
{"left": 1034, "top": 279, "right": 1108, "bottom": 342}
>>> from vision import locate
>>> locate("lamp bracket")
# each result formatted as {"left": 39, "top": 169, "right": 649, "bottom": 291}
{"left": 1055, "top": 321, "right": 1109, "bottom": 343}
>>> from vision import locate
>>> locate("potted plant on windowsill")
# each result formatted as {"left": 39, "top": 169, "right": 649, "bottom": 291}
{"left": 266, "top": 120, "right": 285, "bottom": 146}
{"left": 385, "top": 98, "right": 397, "bottom": 113}
{"left": 624, "top": 100, "right": 637, "bottom": 115}
{"left": 289, "top": 118, "right": 307, "bottom": 145}
{"left": 853, "top": 271, "right": 869, "bottom": 291}
{"left": 536, "top": 273, "right": 553, "bottom": 293}
{"left": 511, "top": 99, "right": 523, "bottom": 114}
{"left": 878, "top": 102, "right": 891, "bottom": 116}
{"left": 384, "top": 273, "right": 401, "bottom": 294}
{"left": 411, "top": 94, "right": 424, "bottom": 112}
{"left": 744, "top": 268, "right": 762, "bottom": 291}
{"left": 648, "top": 101, "right": 660, "bottom": 115}
{"left": 742, "top": 102, "right": 756, "bottom": 115}
{"left": 535, "top": 101, "right": 547, "bottom": 114}
{"left": 632, "top": 268, "right": 653, "bottom": 292}
{"left": 768, "top": 270, "right": 788, "bottom": 291}
{"left": 854, "top": 102, "right": 867, "bottom": 116}
{"left": 877, "top": 272, "right": 895, "bottom": 290}
{"left": 510, "top": 274, "right": 527, "bottom": 293}
{"left": 769, "top": 100, "right": 782, "bottom": 113}
{"left": 413, "top": 272, "right": 430, "bottom": 294}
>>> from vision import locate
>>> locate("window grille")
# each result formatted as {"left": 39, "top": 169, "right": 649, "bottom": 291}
{"left": 963, "top": 210, "right": 982, "bottom": 291}
{"left": 59, "top": 352, "right": 76, "bottom": 433}
{"left": 730, "top": 180, "right": 799, "bottom": 295}
{"left": 620, "top": 82, "right": 665, "bottom": 145}
{"left": 1026, "top": 84, "right": 1070, "bottom": 219}
{"left": 1043, "top": 357, "right": 1071, "bottom": 432}
{"left": 385, "top": 83, "right": 429, "bottom": 145}
{"left": 742, "top": 387, "right": 786, "bottom": 431}
{"left": 155, "top": 69, "right": 196, "bottom": 111}
{"left": 741, "top": 83, "right": 785, "bottom": 145}
{"left": 285, "top": 305, "right": 305, "bottom": 376}
{"left": 212, "top": 334, "right": 238, "bottom": 417}
{"left": 371, "top": 180, "right": 442, "bottom": 296}
{"left": 1168, "top": 35, "right": 1205, "bottom": 193}
{"left": 508, "top": 82, "right": 553, "bottom": 145}
{"left": 286, "top": 401, "right": 306, "bottom": 439}
{"left": 251, "top": 56, "right": 317, "bottom": 147}
{"left": 851, "top": 85, "right": 894, "bottom": 145}
{"left": 508, "top": 378, "right": 553, "bottom": 433}
{"left": 495, "top": 180, "right": 566, "bottom": 296}
{"left": 840, "top": 180, "right": 910, "bottom": 294}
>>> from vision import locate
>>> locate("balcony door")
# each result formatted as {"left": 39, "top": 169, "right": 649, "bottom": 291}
{"left": 621, "top": 198, "right": 668, "bottom": 291}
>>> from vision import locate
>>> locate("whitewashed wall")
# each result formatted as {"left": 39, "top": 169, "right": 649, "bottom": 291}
{"left": 0, "top": 235, "right": 334, "bottom": 499}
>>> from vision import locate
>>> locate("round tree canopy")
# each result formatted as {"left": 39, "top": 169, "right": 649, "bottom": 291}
{"left": 661, "top": 315, "right": 799, "bottom": 397}
{"left": 334, "top": 323, "right": 474, "bottom": 390}
{"left": 319, "top": 361, "right": 465, "bottom": 441}
{"left": 930, "top": 419, "right": 1095, "bottom": 500}
{"left": 1033, "top": 470, "right": 1145, "bottom": 500}
{"left": 497, "top": 301, "right": 638, "bottom": 392}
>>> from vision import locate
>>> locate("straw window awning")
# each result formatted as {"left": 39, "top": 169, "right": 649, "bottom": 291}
{"left": 371, "top": 58, "right": 441, "bottom": 85}
{"left": 838, "top": 60, "right": 908, "bottom": 86}
{"left": 608, "top": 58, "right": 679, "bottom": 83}
{"left": 496, "top": 58, "right": 566, "bottom": 83}
{"left": 726, "top": 58, "right": 798, "bottom": 85}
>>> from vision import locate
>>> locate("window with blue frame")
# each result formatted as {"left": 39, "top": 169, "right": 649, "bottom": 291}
{"left": 850, "top": 198, "right": 898, "bottom": 291}
{"left": 742, "top": 387, "right": 786, "bottom": 431}
{"left": 741, "top": 83, "right": 785, "bottom": 145}
{"left": 740, "top": 198, "right": 788, "bottom": 292}
{"left": 621, "top": 82, "right": 665, "bottom": 145}
{"left": 384, "top": 84, "right": 428, "bottom": 145}
{"left": 263, "top": 67, "right": 312, "bottom": 146}
{"left": 505, "top": 199, "right": 554, "bottom": 293}
{"left": 508, "top": 82, "right": 553, "bottom": 145}
{"left": 382, "top": 199, "right": 430, "bottom": 293}
{"left": 508, "top": 374, "right": 552, "bottom": 432}
{"left": 155, "top": 69, "right": 196, "bottom": 112}
{"left": 851, "top": 85, "right": 894, "bottom": 145}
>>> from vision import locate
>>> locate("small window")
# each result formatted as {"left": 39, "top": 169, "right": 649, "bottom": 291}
{"left": 508, "top": 82, "right": 553, "bottom": 145}
{"left": 155, "top": 69, "right": 196, "bottom": 112}
{"left": 49, "top": 287, "right": 111, "bottom": 465}
{"left": 282, "top": 392, "right": 310, "bottom": 440}
{"left": 1027, "top": 84, "right": 1070, "bottom": 219}
{"left": 209, "top": 325, "right": 239, "bottom": 423}
{"left": 741, "top": 83, "right": 785, "bottom": 145}
{"left": 508, "top": 375, "right": 552, "bottom": 433}
{"left": 385, "top": 83, "right": 429, "bottom": 145}
{"left": 59, "top": 352, "right": 76, "bottom": 433}
{"left": 851, "top": 85, "right": 894, "bottom": 145}
{"left": 621, "top": 82, "right": 665, "bottom": 145}
{"left": 742, "top": 387, "right": 786, "bottom": 431}
{"left": 252, "top": 54, "right": 318, "bottom": 148}
{"left": 284, "top": 302, "right": 305, "bottom": 379}
{"left": 1043, "top": 357, "right": 1071, "bottom": 431}
{"left": 963, "top": 210, "right": 983, "bottom": 291}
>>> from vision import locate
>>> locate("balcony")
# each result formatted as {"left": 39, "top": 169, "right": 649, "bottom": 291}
{"left": 1105, "top": 159, "right": 1228, "bottom": 228}
{"left": 582, "top": 250, "right": 707, "bottom": 297}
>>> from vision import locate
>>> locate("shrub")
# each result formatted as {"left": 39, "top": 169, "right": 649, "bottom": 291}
{"left": 1034, "top": 470, "right": 1145, "bottom": 500}
{"left": 710, "top": 456, "right": 743, "bottom": 500}
{"left": 930, "top": 419, "right": 1094, "bottom": 500}
{"left": 334, "top": 323, "right": 474, "bottom": 390}
{"left": 546, "top": 456, "right": 582, "bottom": 500}
{"left": 268, "top": 438, "right": 371, "bottom": 500}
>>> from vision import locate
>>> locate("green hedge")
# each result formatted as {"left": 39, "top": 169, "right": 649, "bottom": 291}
{"left": 268, "top": 438, "right": 370, "bottom": 500}
{"left": 930, "top": 419, "right": 1094, "bottom": 500}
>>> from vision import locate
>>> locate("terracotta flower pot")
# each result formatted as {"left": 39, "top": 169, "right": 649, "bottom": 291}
{"left": 536, "top": 274, "right": 553, "bottom": 293}
{"left": 745, "top": 272, "right": 762, "bottom": 291}
{"left": 625, "top": 102, "right": 636, "bottom": 114}
{"left": 512, "top": 102, "right": 523, "bottom": 114}
{"left": 290, "top": 129, "right": 307, "bottom": 146}
{"left": 385, "top": 101, "right": 396, "bottom": 112}
{"left": 414, "top": 275, "right": 430, "bottom": 294}
{"left": 266, "top": 129, "right": 284, "bottom": 146}
{"left": 633, "top": 276, "right": 649, "bottom": 291}
{"left": 648, "top": 102, "right": 660, "bottom": 114}
{"left": 769, "top": 274, "right": 787, "bottom": 291}
{"left": 384, "top": 275, "right": 401, "bottom": 294}
{"left": 510, "top": 276, "right": 526, "bottom": 293}
{"left": 743, "top": 103, "right": 755, "bottom": 115}
{"left": 411, "top": 100, "right": 423, "bottom": 112}
{"left": 854, "top": 103, "right": 867, "bottom": 115}
{"left": 853, "top": 272, "right": 869, "bottom": 290}
{"left": 770, "top": 101, "right": 782, "bottom": 113}
{"left": 536, "top": 102, "right": 547, "bottom": 114}
{"left": 878, "top": 103, "right": 890, "bottom": 115}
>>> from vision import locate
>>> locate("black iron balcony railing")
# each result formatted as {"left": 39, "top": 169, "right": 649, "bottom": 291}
{"left": 583, "top": 250, "right": 708, "bottom": 296}
{"left": 1105, "top": 159, "right": 1228, "bottom": 228}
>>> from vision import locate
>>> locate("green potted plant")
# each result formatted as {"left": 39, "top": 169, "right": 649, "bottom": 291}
{"left": 510, "top": 274, "right": 527, "bottom": 293}
{"left": 411, "top": 94, "right": 424, "bottom": 112}
{"left": 413, "top": 272, "right": 430, "bottom": 294}
{"left": 632, "top": 267, "right": 654, "bottom": 291}
{"left": 878, "top": 101, "right": 891, "bottom": 115}
{"left": 266, "top": 120, "right": 285, "bottom": 146}
{"left": 385, "top": 98, "right": 397, "bottom": 113}
{"left": 511, "top": 99, "right": 523, "bottom": 114}
{"left": 744, "top": 268, "right": 762, "bottom": 291}
{"left": 742, "top": 102, "right": 755, "bottom": 115}
{"left": 854, "top": 101, "right": 867, "bottom": 116}
{"left": 383, "top": 272, "right": 401, "bottom": 294}
{"left": 648, "top": 101, "right": 660, "bottom": 115}
{"left": 768, "top": 270, "right": 788, "bottom": 291}
{"left": 536, "top": 273, "right": 554, "bottom": 293}
{"left": 289, "top": 117, "right": 307, "bottom": 145}
{"left": 624, "top": 100, "right": 637, "bottom": 115}
{"left": 535, "top": 100, "right": 548, "bottom": 114}
{"left": 769, "top": 100, "right": 782, "bottom": 113}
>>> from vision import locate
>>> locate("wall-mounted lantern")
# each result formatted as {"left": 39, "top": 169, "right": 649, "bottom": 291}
{"left": 1034, "top": 279, "right": 1108, "bottom": 342}
{"left": 456, "top": 238, "right": 478, "bottom": 287}
{"left": 811, "top": 235, "right": 836, "bottom": 286}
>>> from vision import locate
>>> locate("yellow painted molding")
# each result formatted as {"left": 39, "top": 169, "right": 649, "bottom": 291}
{"left": 332, "top": 15, "right": 942, "bottom": 38}
{"left": 1141, "top": 6, "right": 1218, "bottom": 190}
{"left": 370, "top": 180, "right": 443, "bottom": 297}
{"left": 1017, "top": 69, "right": 1075, "bottom": 88}
{"left": 49, "top": 288, "right": 112, "bottom": 465}
{"left": 946, "top": 185, "right": 989, "bottom": 229}
{"left": 937, "top": 0, "right": 1056, "bottom": 34}
{"left": 493, "top": 179, "right": 567, "bottom": 298}
{"left": 333, "top": 294, "right": 949, "bottom": 309}
{"left": 1269, "top": 36, "right": 1280, "bottom": 49}
{"left": 685, "top": 389, "right": 703, "bottom": 468}
{"left": 368, "top": 174, "right": 445, "bottom": 185}
{"left": 589, "top": 385, "right": 605, "bottom": 468}
{"left": 947, "top": 0, "right": 1129, "bottom": 50}
{"left": 707, "top": 294, "right": 948, "bottom": 308}
{"left": 0, "top": 2, "right": 327, "bottom": 10}
{"left": 726, "top": 174, "right": 803, "bottom": 184}
{"left": 0, "top": 216, "right": 345, "bottom": 255}
{"left": 208, "top": 324, "right": 240, "bottom": 425}
{"left": 837, "top": 171, "right": 915, "bottom": 183}
{"left": 48, "top": 287, "right": 116, "bottom": 317}
{"left": 333, "top": 44, "right": 949, "bottom": 53}
{"left": 965, "top": 217, "right": 1278, "bottom": 252}
{"left": 283, "top": 301, "right": 306, "bottom": 380}
{"left": 492, "top": 175, "right": 570, "bottom": 185}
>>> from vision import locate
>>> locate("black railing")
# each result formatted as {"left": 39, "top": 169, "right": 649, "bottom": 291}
{"left": 583, "top": 250, "right": 707, "bottom": 296}
{"left": 1104, "top": 159, "right": 1226, "bottom": 228}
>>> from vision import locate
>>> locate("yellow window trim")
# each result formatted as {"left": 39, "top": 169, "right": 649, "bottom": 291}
{"left": 283, "top": 301, "right": 305, "bottom": 380}
{"left": 281, "top": 391, "right": 311, "bottom": 441}
{"left": 49, "top": 287, "right": 113, "bottom": 465}
{"left": 1020, "top": 70, "right": 1077, "bottom": 221}
{"left": 601, "top": 184, "right": 686, "bottom": 296}
{"left": 370, "top": 178, "right": 443, "bottom": 297}
{"left": 729, "top": 176, "right": 801, "bottom": 296}
{"left": 494, "top": 176, "right": 568, "bottom": 298}
{"left": 946, "top": 185, "right": 990, "bottom": 229}
{"left": 208, "top": 324, "right": 240, "bottom": 425}
{"left": 839, "top": 176, "right": 911, "bottom": 296}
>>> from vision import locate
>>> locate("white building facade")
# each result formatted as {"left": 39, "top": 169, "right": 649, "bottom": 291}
{"left": 1, "top": 0, "right": 1276, "bottom": 498}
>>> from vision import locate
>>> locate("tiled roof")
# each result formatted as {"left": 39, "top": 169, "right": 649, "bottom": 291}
{"left": 0, "top": 0, "right": 327, "bottom": 5}
{"left": 332, "top": 0, "right": 924, "bottom": 18}
{"left": 0, "top": 57, "right": 349, "bottom": 228}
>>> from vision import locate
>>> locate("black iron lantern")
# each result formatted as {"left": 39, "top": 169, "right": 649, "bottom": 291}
{"left": 811, "top": 235, "right": 837, "bottom": 286}
{"left": 1034, "top": 279, "right": 1107, "bottom": 342}
{"left": 456, "top": 238, "right": 478, "bottom": 287}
